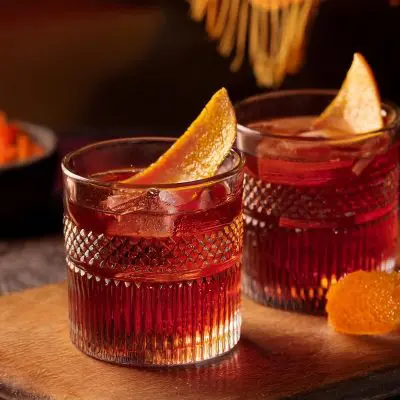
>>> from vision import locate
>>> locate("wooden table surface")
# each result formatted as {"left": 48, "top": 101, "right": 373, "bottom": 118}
{"left": 0, "top": 235, "right": 399, "bottom": 400}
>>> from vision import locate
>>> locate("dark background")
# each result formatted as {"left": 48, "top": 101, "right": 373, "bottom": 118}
{"left": 1, "top": 0, "right": 399, "bottom": 236}
{"left": 0, "top": 0, "right": 399, "bottom": 138}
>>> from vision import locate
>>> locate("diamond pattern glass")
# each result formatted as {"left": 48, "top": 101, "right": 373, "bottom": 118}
{"left": 62, "top": 139, "right": 244, "bottom": 365}
{"left": 236, "top": 90, "right": 399, "bottom": 313}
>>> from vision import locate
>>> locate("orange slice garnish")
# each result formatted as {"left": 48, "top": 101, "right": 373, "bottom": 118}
{"left": 123, "top": 88, "right": 236, "bottom": 185}
{"left": 313, "top": 53, "right": 383, "bottom": 134}
{"left": 326, "top": 270, "right": 400, "bottom": 335}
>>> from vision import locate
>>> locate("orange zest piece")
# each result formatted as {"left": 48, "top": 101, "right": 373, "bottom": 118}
{"left": 326, "top": 270, "right": 400, "bottom": 335}
{"left": 0, "top": 114, "right": 43, "bottom": 166}
{"left": 123, "top": 88, "right": 236, "bottom": 185}
{"left": 313, "top": 53, "right": 383, "bottom": 134}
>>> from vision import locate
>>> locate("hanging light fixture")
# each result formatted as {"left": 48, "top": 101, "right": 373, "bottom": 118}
{"left": 188, "top": 0, "right": 319, "bottom": 87}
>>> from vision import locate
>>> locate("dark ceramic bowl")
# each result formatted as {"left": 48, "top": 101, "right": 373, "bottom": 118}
{"left": 0, "top": 122, "right": 58, "bottom": 235}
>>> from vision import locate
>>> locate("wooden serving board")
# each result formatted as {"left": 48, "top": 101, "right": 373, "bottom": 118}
{"left": 0, "top": 283, "right": 399, "bottom": 400}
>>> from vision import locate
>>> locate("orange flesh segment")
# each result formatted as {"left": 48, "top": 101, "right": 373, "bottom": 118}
{"left": 313, "top": 53, "right": 383, "bottom": 135}
{"left": 122, "top": 88, "right": 236, "bottom": 185}
{"left": 326, "top": 271, "right": 400, "bottom": 335}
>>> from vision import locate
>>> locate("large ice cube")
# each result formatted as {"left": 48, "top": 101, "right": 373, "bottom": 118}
{"left": 257, "top": 135, "right": 331, "bottom": 161}
{"left": 158, "top": 189, "right": 198, "bottom": 211}
{"left": 106, "top": 211, "right": 175, "bottom": 238}
{"left": 104, "top": 189, "right": 175, "bottom": 237}
{"left": 256, "top": 128, "right": 358, "bottom": 161}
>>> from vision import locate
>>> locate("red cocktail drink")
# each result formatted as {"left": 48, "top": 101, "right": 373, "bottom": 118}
{"left": 62, "top": 138, "right": 244, "bottom": 365}
{"left": 236, "top": 90, "right": 399, "bottom": 313}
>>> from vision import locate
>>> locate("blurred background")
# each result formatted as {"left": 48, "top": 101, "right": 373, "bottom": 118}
{"left": 1, "top": 0, "right": 399, "bottom": 137}
{"left": 0, "top": 0, "right": 400, "bottom": 237}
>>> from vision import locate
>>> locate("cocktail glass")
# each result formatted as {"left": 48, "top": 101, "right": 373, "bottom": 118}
{"left": 236, "top": 90, "right": 399, "bottom": 313}
{"left": 62, "top": 137, "right": 244, "bottom": 365}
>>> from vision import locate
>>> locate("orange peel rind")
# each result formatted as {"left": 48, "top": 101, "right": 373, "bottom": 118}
{"left": 122, "top": 88, "right": 236, "bottom": 185}
{"left": 326, "top": 270, "right": 400, "bottom": 335}
{"left": 313, "top": 53, "right": 383, "bottom": 135}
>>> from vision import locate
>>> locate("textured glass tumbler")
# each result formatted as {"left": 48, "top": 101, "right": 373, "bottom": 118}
{"left": 236, "top": 90, "right": 399, "bottom": 314}
{"left": 62, "top": 138, "right": 244, "bottom": 366}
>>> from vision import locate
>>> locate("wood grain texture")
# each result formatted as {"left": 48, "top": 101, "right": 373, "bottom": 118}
{"left": 0, "top": 283, "right": 399, "bottom": 400}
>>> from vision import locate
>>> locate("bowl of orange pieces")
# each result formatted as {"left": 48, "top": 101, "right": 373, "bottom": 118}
{"left": 0, "top": 113, "right": 57, "bottom": 234}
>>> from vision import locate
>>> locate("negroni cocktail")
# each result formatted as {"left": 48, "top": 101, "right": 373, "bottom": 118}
{"left": 62, "top": 89, "right": 244, "bottom": 365}
{"left": 62, "top": 139, "right": 244, "bottom": 365}
{"left": 236, "top": 89, "right": 399, "bottom": 313}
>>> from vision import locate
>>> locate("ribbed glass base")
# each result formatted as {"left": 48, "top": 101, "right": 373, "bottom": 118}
{"left": 243, "top": 255, "right": 395, "bottom": 315}
{"left": 68, "top": 262, "right": 241, "bottom": 366}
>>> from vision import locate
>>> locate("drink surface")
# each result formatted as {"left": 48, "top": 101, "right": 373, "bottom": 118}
{"left": 242, "top": 117, "right": 398, "bottom": 313}
{"left": 249, "top": 115, "right": 316, "bottom": 136}
{"left": 65, "top": 171, "right": 243, "bottom": 365}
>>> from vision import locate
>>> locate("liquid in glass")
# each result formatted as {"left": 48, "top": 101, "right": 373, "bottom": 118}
{"left": 236, "top": 92, "right": 399, "bottom": 313}
{"left": 63, "top": 139, "right": 244, "bottom": 365}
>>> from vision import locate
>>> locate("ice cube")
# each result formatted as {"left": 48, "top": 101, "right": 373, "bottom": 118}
{"left": 298, "top": 128, "right": 346, "bottom": 139}
{"left": 104, "top": 189, "right": 175, "bottom": 237}
{"left": 256, "top": 136, "right": 316, "bottom": 160}
{"left": 158, "top": 187, "right": 216, "bottom": 213}
{"left": 216, "top": 154, "right": 236, "bottom": 174}
{"left": 257, "top": 129, "right": 338, "bottom": 161}
{"left": 197, "top": 188, "right": 213, "bottom": 210}
{"left": 158, "top": 189, "right": 197, "bottom": 209}
{"left": 105, "top": 188, "right": 161, "bottom": 214}
{"left": 104, "top": 193, "right": 141, "bottom": 214}
{"left": 105, "top": 211, "right": 175, "bottom": 238}
{"left": 256, "top": 137, "right": 281, "bottom": 159}
{"left": 351, "top": 133, "right": 390, "bottom": 175}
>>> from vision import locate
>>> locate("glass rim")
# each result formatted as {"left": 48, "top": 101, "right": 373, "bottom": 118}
{"left": 235, "top": 89, "right": 400, "bottom": 144}
{"left": 61, "top": 137, "right": 245, "bottom": 190}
